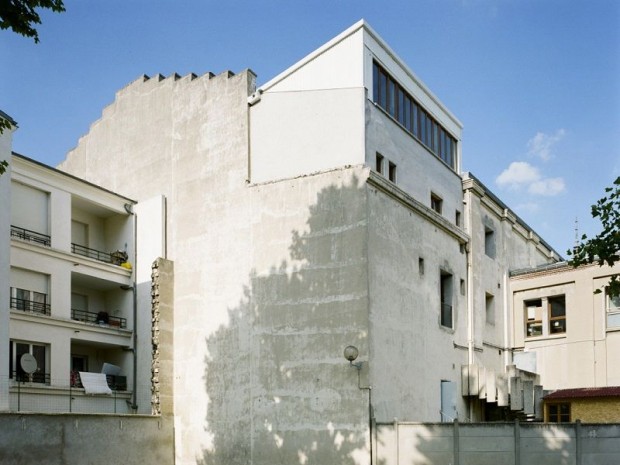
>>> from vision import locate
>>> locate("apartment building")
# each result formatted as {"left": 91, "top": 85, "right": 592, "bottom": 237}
{"left": 0, "top": 126, "right": 149, "bottom": 413}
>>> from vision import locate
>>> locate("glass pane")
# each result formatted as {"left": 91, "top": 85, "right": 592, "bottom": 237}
{"left": 16, "top": 289, "right": 29, "bottom": 310}
{"left": 373, "top": 63, "right": 379, "bottom": 104}
{"left": 550, "top": 296, "right": 566, "bottom": 317}
{"left": 608, "top": 312, "right": 620, "bottom": 328}
{"left": 387, "top": 79, "right": 395, "bottom": 116}
{"left": 379, "top": 72, "right": 387, "bottom": 109}
{"left": 398, "top": 89, "right": 405, "bottom": 123}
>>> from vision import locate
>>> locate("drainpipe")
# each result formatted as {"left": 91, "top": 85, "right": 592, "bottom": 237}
{"left": 464, "top": 191, "right": 474, "bottom": 366}
{"left": 123, "top": 203, "right": 138, "bottom": 413}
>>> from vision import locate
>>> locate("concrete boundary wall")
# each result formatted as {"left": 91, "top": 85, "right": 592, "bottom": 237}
{"left": 0, "top": 413, "right": 174, "bottom": 465}
{"left": 376, "top": 420, "right": 620, "bottom": 465}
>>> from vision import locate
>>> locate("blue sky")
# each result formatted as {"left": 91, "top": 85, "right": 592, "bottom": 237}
{"left": 2, "top": 0, "right": 619, "bottom": 255}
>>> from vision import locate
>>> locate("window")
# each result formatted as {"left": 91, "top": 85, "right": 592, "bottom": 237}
{"left": 607, "top": 290, "right": 620, "bottom": 329}
{"left": 484, "top": 226, "right": 495, "bottom": 258}
{"left": 431, "top": 193, "right": 443, "bottom": 214}
{"left": 525, "top": 295, "right": 566, "bottom": 338}
{"left": 549, "top": 295, "right": 566, "bottom": 334}
{"left": 419, "top": 257, "right": 425, "bottom": 276}
{"left": 440, "top": 271, "right": 453, "bottom": 328}
{"left": 388, "top": 162, "right": 397, "bottom": 182}
{"left": 10, "top": 287, "right": 49, "bottom": 316}
{"left": 375, "top": 153, "right": 384, "bottom": 174}
{"left": 460, "top": 279, "right": 465, "bottom": 296}
{"left": 547, "top": 403, "right": 570, "bottom": 422}
{"left": 9, "top": 340, "right": 48, "bottom": 384}
{"left": 372, "top": 61, "right": 457, "bottom": 169}
{"left": 525, "top": 299, "right": 543, "bottom": 337}
{"left": 455, "top": 211, "right": 461, "bottom": 227}
{"left": 486, "top": 293, "right": 495, "bottom": 325}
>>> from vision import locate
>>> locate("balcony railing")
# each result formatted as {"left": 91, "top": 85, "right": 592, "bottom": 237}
{"left": 10, "top": 370, "right": 50, "bottom": 385}
{"left": 71, "top": 309, "right": 127, "bottom": 329}
{"left": 11, "top": 225, "right": 51, "bottom": 247}
{"left": 70, "top": 371, "right": 127, "bottom": 391}
{"left": 10, "top": 297, "right": 51, "bottom": 316}
{"left": 71, "top": 243, "right": 129, "bottom": 266}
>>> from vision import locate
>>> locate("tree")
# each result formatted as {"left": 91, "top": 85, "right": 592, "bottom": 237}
{"left": 0, "top": 0, "right": 65, "bottom": 43}
{"left": 568, "top": 176, "right": 620, "bottom": 297}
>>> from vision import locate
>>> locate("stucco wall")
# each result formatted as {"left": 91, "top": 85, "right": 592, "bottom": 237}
{"left": 570, "top": 398, "right": 620, "bottom": 423}
{"left": 0, "top": 413, "right": 173, "bottom": 465}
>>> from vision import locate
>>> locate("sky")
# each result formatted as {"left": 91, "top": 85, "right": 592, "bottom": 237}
{"left": 1, "top": 0, "right": 619, "bottom": 256}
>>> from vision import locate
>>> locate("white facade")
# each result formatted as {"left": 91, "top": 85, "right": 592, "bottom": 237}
{"left": 1, "top": 149, "right": 151, "bottom": 414}
{"left": 45, "top": 19, "right": 565, "bottom": 464}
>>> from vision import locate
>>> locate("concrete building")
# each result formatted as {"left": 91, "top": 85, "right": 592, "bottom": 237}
{"left": 0, "top": 115, "right": 158, "bottom": 414}
{"left": 54, "top": 20, "right": 565, "bottom": 464}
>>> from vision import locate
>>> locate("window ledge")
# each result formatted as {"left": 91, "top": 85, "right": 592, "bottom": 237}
{"left": 525, "top": 333, "right": 566, "bottom": 342}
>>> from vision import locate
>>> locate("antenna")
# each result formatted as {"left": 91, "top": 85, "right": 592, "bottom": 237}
{"left": 574, "top": 216, "right": 579, "bottom": 249}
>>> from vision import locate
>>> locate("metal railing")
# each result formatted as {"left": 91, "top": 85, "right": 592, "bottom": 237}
{"left": 71, "top": 308, "right": 127, "bottom": 329}
{"left": 10, "top": 225, "right": 51, "bottom": 247}
{"left": 10, "top": 370, "right": 50, "bottom": 385}
{"left": 71, "top": 243, "right": 113, "bottom": 263}
{"left": 70, "top": 372, "right": 127, "bottom": 391}
{"left": 10, "top": 297, "right": 51, "bottom": 316}
{"left": 4, "top": 374, "right": 130, "bottom": 414}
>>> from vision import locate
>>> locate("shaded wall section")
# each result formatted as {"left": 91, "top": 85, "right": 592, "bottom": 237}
{"left": 0, "top": 413, "right": 174, "bottom": 465}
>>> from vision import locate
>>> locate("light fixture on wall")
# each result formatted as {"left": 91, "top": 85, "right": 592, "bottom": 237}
{"left": 344, "top": 345, "right": 363, "bottom": 370}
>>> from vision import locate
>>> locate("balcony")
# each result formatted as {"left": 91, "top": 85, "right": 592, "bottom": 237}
{"left": 71, "top": 309, "right": 127, "bottom": 329}
{"left": 70, "top": 371, "right": 127, "bottom": 391}
{"left": 10, "top": 225, "right": 51, "bottom": 247}
{"left": 10, "top": 297, "right": 51, "bottom": 316}
{"left": 71, "top": 243, "right": 130, "bottom": 265}
{"left": 10, "top": 370, "right": 50, "bottom": 385}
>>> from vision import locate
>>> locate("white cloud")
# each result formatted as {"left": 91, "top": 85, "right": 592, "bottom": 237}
{"left": 528, "top": 177, "right": 566, "bottom": 196}
{"left": 496, "top": 161, "right": 540, "bottom": 188}
{"left": 527, "top": 129, "right": 566, "bottom": 161}
{"left": 496, "top": 161, "right": 565, "bottom": 197}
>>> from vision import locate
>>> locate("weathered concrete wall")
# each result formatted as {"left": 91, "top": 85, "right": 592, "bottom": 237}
{"left": 59, "top": 69, "right": 373, "bottom": 464}
{"left": 376, "top": 421, "right": 620, "bottom": 465}
{"left": 367, "top": 172, "right": 469, "bottom": 423}
{"left": 0, "top": 413, "right": 174, "bottom": 465}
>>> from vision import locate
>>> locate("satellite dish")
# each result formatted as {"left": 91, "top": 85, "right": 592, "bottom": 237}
{"left": 20, "top": 353, "right": 38, "bottom": 374}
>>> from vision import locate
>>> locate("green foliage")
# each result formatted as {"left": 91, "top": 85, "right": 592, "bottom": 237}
{"left": 568, "top": 176, "right": 620, "bottom": 297}
{"left": 0, "top": 0, "right": 65, "bottom": 43}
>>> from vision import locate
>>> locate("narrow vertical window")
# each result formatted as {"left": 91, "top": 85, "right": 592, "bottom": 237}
{"left": 388, "top": 162, "right": 397, "bottom": 183}
{"left": 440, "top": 271, "right": 453, "bottom": 329}
{"left": 455, "top": 211, "right": 461, "bottom": 227}
{"left": 549, "top": 295, "right": 566, "bottom": 334}
{"left": 486, "top": 293, "right": 495, "bottom": 325}
{"left": 525, "top": 299, "right": 543, "bottom": 337}
{"left": 484, "top": 227, "right": 495, "bottom": 258}
{"left": 419, "top": 258, "right": 425, "bottom": 276}
{"left": 375, "top": 153, "right": 384, "bottom": 174}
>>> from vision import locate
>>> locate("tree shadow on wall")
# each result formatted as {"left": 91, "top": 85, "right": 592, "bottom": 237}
{"left": 200, "top": 175, "right": 372, "bottom": 465}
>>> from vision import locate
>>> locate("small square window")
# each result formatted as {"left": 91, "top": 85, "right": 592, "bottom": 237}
{"left": 431, "top": 193, "right": 443, "bottom": 214}
{"left": 388, "top": 162, "right": 397, "bottom": 183}
{"left": 547, "top": 403, "right": 571, "bottom": 422}
{"left": 375, "top": 153, "right": 384, "bottom": 174}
